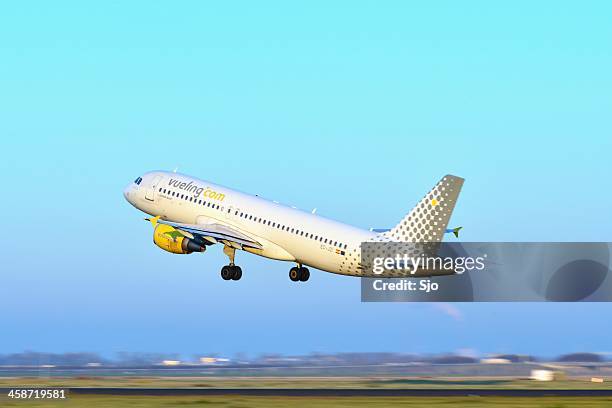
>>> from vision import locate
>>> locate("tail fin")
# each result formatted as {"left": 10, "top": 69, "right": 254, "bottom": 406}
{"left": 383, "top": 175, "right": 464, "bottom": 243}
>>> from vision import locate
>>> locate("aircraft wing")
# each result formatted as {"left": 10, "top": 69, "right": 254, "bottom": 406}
{"left": 156, "top": 219, "right": 263, "bottom": 250}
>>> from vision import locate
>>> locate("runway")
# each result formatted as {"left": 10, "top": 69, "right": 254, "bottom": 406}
{"left": 12, "top": 388, "right": 612, "bottom": 397}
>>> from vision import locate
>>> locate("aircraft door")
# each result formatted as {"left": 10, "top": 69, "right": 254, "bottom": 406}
{"left": 225, "top": 206, "right": 236, "bottom": 220}
{"left": 145, "top": 175, "right": 163, "bottom": 201}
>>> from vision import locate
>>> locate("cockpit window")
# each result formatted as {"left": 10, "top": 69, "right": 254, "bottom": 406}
{"left": 134, "top": 177, "right": 142, "bottom": 185}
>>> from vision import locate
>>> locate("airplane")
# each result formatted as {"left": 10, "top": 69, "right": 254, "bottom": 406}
{"left": 124, "top": 171, "right": 464, "bottom": 282}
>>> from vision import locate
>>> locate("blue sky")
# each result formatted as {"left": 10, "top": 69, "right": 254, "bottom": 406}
{"left": 1, "top": 1, "right": 611, "bottom": 358}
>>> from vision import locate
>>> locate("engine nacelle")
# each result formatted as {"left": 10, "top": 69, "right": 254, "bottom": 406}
{"left": 153, "top": 224, "right": 206, "bottom": 254}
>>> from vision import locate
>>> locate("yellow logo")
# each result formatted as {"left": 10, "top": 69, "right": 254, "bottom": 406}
{"left": 202, "top": 188, "right": 225, "bottom": 202}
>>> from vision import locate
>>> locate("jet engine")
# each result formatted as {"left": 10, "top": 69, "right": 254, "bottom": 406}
{"left": 153, "top": 224, "right": 207, "bottom": 254}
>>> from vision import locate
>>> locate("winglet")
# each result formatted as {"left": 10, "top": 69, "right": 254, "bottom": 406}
{"left": 145, "top": 215, "right": 161, "bottom": 227}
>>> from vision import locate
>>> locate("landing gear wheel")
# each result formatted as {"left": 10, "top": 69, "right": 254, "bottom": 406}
{"left": 221, "top": 265, "right": 232, "bottom": 280}
{"left": 231, "top": 265, "right": 242, "bottom": 280}
{"left": 289, "top": 267, "right": 300, "bottom": 282}
{"left": 299, "top": 267, "right": 310, "bottom": 282}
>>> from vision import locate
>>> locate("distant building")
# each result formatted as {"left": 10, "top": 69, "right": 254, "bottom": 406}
{"left": 530, "top": 369, "right": 560, "bottom": 381}
{"left": 199, "top": 357, "right": 230, "bottom": 365}
{"left": 161, "top": 360, "right": 181, "bottom": 366}
{"left": 480, "top": 358, "right": 511, "bottom": 364}
{"left": 200, "top": 357, "right": 216, "bottom": 364}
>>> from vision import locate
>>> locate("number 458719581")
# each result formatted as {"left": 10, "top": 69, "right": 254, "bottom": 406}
{"left": 8, "top": 389, "right": 67, "bottom": 399}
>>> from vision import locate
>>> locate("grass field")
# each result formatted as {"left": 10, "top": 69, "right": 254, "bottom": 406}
{"left": 1, "top": 377, "right": 611, "bottom": 407}
{"left": 0, "top": 376, "right": 610, "bottom": 389}
{"left": 2, "top": 395, "right": 612, "bottom": 407}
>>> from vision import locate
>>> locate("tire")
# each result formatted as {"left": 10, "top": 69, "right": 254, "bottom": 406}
{"left": 221, "top": 265, "right": 232, "bottom": 280}
{"left": 289, "top": 267, "right": 300, "bottom": 282}
{"left": 299, "top": 268, "right": 310, "bottom": 282}
{"left": 231, "top": 266, "right": 242, "bottom": 280}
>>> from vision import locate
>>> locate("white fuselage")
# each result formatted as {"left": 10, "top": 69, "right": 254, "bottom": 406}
{"left": 124, "top": 171, "right": 375, "bottom": 276}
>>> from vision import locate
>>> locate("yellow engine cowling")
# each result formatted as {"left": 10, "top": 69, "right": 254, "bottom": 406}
{"left": 153, "top": 224, "right": 206, "bottom": 254}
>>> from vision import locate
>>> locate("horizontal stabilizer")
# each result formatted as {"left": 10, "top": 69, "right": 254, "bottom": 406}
{"left": 445, "top": 226, "right": 463, "bottom": 238}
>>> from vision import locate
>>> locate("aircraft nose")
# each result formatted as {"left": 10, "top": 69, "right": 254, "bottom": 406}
{"left": 123, "top": 185, "right": 131, "bottom": 201}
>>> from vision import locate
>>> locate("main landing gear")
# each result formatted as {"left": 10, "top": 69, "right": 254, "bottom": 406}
{"left": 289, "top": 265, "right": 310, "bottom": 282}
{"left": 221, "top": 264, "right": 242, "bottom": 281}
{"left": 221, "top": 245, "right": 242, "bottom": 281}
